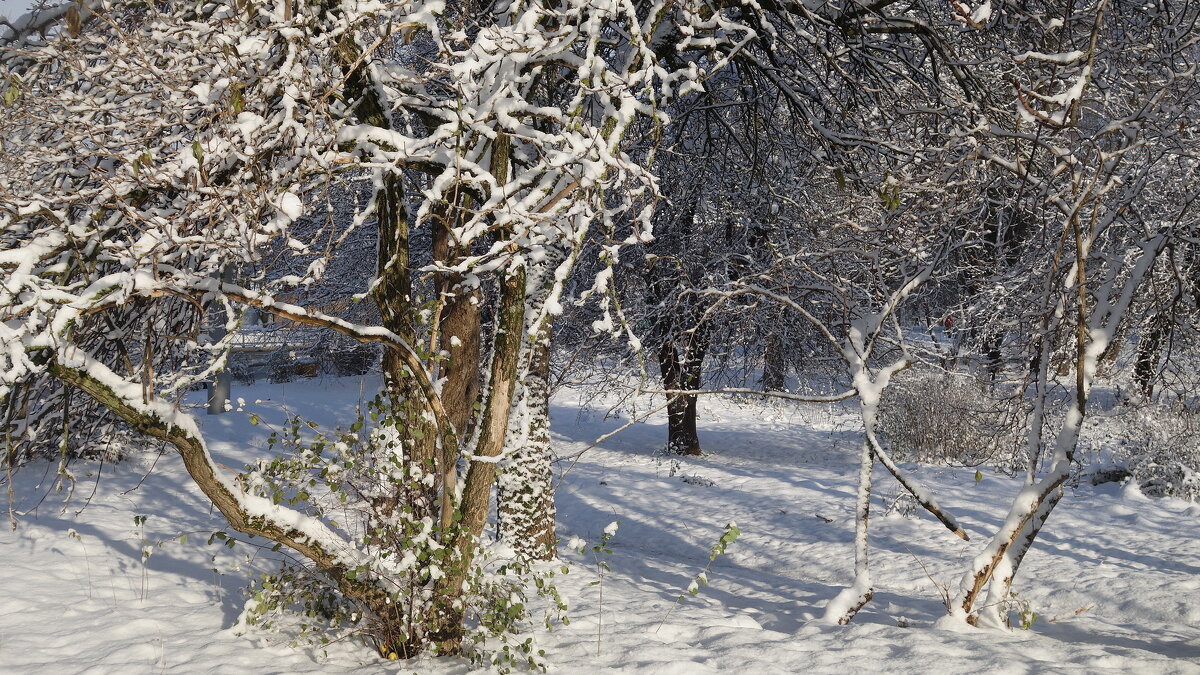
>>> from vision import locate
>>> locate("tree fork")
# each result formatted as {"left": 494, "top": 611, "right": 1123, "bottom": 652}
{"left": 425, "top": 132, "right": 521, "bottom": 654}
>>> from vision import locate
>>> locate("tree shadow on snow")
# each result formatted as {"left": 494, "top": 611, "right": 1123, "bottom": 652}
{"left": 1036, "top": 621, "right": 1200, "bottom": 660}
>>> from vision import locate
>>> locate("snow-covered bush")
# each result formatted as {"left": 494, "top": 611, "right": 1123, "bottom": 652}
{"left": 313, "top": 333, "right": 379, "bottom": 378}
{"left": 877, "top": 370, "right": 1020, "bottom": 467}
{"left": 1086, "top": 402, "right": 1200, "bottom": 501}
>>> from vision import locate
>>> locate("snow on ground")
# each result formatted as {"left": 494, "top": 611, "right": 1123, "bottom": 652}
{"left": 1, "top": 375, "right": 1198, "bottom": 673}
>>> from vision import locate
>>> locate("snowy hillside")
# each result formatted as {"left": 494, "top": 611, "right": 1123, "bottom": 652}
{"left": 2, "top": 376, "right": 1197, "bottom": 673}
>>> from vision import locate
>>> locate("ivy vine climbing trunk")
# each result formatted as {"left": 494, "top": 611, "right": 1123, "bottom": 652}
{"left": 498, "top": 318, "right": 558, "bottom": 561}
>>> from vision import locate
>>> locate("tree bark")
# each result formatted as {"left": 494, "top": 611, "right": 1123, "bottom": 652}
{"left": 658, "top": 339, "right": 705, "bottom": 456}
{"left": 762, "top": 330, "right": 786, "bottom": 391}
{"left": 498, "top": 319, "right": 558, "bottom": 561}
{"left": 429, "top": 134, "right": 522, "bottom": 653}
{"left": 1133, "top": 310, "right": 1169, "bottom": 398}
{"left": 337, "top": 31, "right": 439, "bottom": 531}
{"left": 431, "top": 204, "right": 483, "bottom": 439}
{"left": 430, "top": 202, "right": 483, "bottom": 530}
{"left": 432, "top": 262, "right": 527, "bottom": 652}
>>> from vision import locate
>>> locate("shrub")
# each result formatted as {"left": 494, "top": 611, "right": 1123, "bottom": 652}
{"left": 877, "top": 370, "right": 1021, "bottom": 466}
{"left": 314, "top": 334, "right": 379, "bottom": 377}
{"left": 1086, "top": 400, "right": 1200, "bottom": 501}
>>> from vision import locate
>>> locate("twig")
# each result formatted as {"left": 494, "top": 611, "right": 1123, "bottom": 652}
{"left": 642, "top": 387, "right": 858, "bottom": 403}
{"left": 903, "top": 543, "right": 950, "bottom": 609}
{"left": 1048, "top": 605, "right": 1095, "bottom": 622}
{"left": 556, "top": 397, "right": 674, "bottom": 481}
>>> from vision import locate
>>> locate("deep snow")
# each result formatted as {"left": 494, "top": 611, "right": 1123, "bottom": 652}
{"left": 1, "top": 375, "right": 1198, "bottom": 673}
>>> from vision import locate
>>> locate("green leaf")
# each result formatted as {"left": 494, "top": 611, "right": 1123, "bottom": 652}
{"left": 191, "top": 140, "right": 203, "bottom": 163}
{"left": 974, "top": 470, "right": 983, "bottom": 483}
{"left": 230, "top": 82, "right": 245, "bottom": 113}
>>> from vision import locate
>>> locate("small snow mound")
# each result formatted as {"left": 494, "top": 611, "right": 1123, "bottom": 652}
{"left": 1121, "top": 480, "right": 1150, "bottom": 502}
{"left": 718, "top": 613, "right": 762, "bottom": 630}
{"left": 933, "top": 614, "right": 974, "bottom": 633}
{"left": 651, "top": 623, "right": 698, "bottom": 644}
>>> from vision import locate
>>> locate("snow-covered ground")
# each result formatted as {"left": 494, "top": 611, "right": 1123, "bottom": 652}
{"left": 2, "top": 376, "right": 1198, "bottom": 673}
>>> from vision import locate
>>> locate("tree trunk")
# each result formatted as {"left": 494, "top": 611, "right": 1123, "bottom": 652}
{"left": 339, "top": 33, "right": 440, "bottom": 544}
{"left": 432, "top": 262, "right": 527, "bottom": 652}
{"left": 658, "top": 339, "right": 704, "bottom": 456}
{"left": 429, "top": 135, "right": 525, "bottom": 653}
{"left": 762, "top": 330, "right": 786, "bottom": 391}
{"left": 431, "top": 201, "right": 483, "bottom": 530}
{"left": 371, "top": 170, "right": 440, "bottom": 528}
{"left": 432, "top": 203, "right": 483, "bottom": 439}
{"left": 822, "top": 439, "right": 874, "bottom": 624}
{"left": 1133, "top": 311, "right": 1169, "bottom": 398}
{"left": 498, "top": 319, "right": 558, "bottom": 561}
{"left": 952, "top": 234, "right": 1165, "bottom": 626}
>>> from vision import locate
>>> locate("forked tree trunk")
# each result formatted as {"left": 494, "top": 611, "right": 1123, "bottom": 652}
{"left": 952, "top": 236, "right": 1164, "bottom": 626}
{"left": 740, "top": 269, "right": 967, "bottom": 624}
{"left": 431, "top": 261, "right": 527, "bottom": 651}
{"left": 824, "top": 355, "right": 969, "bottom": 624}
{"left": 338, "top": 35, "right": 442, "bottom": 581}
{"left": 425, "top": 135, "right": 540, "bottom": 652}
